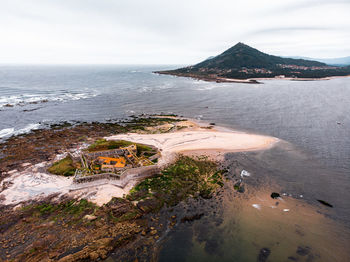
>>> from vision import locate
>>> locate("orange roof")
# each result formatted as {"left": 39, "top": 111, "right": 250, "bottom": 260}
{"left": 98, "top": 156, "right": 126, "bottom": 168}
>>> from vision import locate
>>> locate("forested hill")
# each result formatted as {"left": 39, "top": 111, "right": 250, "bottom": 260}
{"left": 156, "top": 43, "right": 350, "bottom": 81}
{"left": 193, "top": 42, "right": 326, "bottom": 69}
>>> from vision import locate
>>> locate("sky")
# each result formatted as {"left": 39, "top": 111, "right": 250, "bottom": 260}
{"left": 0, "top": 0, "right": 349, "bottom": 64}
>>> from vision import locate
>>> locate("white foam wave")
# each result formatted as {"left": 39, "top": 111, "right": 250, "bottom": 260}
{"left": 0, "top": 128, "right": 15, "bottom": 138}
{"left": 0, "top": 123, "right": 41, "bottom": 139}
{"left": 0, "top": 90, "right": 98, "bottom": 108}
{"left": 15, "top": 123, "right": 41, "bottom": 135}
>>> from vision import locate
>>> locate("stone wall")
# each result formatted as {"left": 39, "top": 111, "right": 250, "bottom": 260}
{"left": 73, "top": 165, "right": 160, "bottom": 186}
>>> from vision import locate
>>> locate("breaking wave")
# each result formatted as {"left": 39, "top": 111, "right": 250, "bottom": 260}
{"left": 0, "top": 90, "right": 98, "bottom": 108}
{"left": 0, "top": 123, "right": 41, "bottom": 139}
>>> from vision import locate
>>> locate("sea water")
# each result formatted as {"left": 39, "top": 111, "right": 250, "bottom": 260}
{"left": 0, "top": 65, "right": 349, "bottom": 261}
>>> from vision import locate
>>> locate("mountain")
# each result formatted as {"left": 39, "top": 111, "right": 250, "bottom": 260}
{"left": 193, "top": 42, "right": 326, "bottom": 69}
{"left": 286, "top": 56, "right": 350, "bottom": 66}
{"left": 156, "top": 43, "right": 350, "bottom": 82}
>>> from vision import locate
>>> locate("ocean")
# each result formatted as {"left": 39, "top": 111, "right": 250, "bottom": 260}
{"left": 1, "top": 65, "right": 349, "bottom": 261}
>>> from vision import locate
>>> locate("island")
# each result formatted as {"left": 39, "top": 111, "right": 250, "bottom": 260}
{"left": 155, "top": 42, "right": 350, "bottom": 83}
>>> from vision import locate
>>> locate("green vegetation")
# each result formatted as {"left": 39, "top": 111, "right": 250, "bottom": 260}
{"left": 47, "top": 155, "right": 76, "bottom": 176}
{"left": 124, "top": 116, "right": 183, "bottom": 132}
{"left": 87, "top": 139, "right": 134, "bottom": 152}
{"left": 158, "top": 42, "right": 350, "bottom": 79}
{"left": 21, "top": 199, "right": 97, "bottom": 222}
{"left": 87, "top": 139, "right": 156, "bottom": 157}
{"left": 193, "top": 42, "right": 326, "bottom": 69}
{"left": 127, "top": 156, "right": 225, "bottom": 212}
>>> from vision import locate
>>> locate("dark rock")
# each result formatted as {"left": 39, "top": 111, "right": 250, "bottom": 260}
{"left": 238, "top": 185, "right": 245, "bottom": 193}
{"left": 181, "top": 213, "right": 204, "bottom": 223}
{"left": 271, "top": 192, "right": 280, "bottom": 199}
{"left": 258, "top": 248, "right": 271, "bottom": 262}
{"left": 288, "top": 256, "right": 298, "bottom": 261}
{"left": 296, "top": 246, "right": 310, "bottom": 256}
{"left": 317, "top": 200, "right": 333, "bottom": 208}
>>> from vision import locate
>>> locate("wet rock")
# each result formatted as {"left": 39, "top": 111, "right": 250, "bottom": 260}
{"left": 181, "top": 213, "right": 204, "bottom": 223}
{"left": 258, "top": 248, "right": 271, "bottom": 262}
{"left": 137, "top": 198, "right": 162, "bottom": 213}
{"left": 271, "top": 192, "right": 280, "bottom": 199}
{"left": 238, "top": 185, "right": 245, "bottom": 193}
{"left": 150, "top": 230, "right": 157, "bottom": 236}
{"left": 296, "top": 246, "right": 310, "bottom": 256}
{"left": 317, "top": 200, "right": 333, "bottom": 208}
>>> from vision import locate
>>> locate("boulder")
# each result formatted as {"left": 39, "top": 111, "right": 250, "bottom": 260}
{"left": 271, "top": 192, "right": 280, "bottom": 199}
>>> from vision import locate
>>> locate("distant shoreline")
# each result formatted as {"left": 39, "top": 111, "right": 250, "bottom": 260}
{"left": 154, "top": 71, "right": 350, "bottom": 84}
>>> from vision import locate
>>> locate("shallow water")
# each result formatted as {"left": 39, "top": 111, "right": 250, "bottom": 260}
{"left": 158, "top": 143, "right": 350, "bottom": 262}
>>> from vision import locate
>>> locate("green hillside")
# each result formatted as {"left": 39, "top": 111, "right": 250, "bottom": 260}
{"left": 194, "top": 42, "right": 325, "bottom": 69}
{"left": 156, "top": 43, "right": 350, "bottom": 81}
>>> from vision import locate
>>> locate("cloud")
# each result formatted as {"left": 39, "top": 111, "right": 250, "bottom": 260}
{"left": 0, "top": 0, "right": 349, "bottom": 64}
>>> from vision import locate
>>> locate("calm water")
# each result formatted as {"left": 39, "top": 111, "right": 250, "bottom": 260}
{"left": 1, "top": 65, "right": 349, "bottom": 260}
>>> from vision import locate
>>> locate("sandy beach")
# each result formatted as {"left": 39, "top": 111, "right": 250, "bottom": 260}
{"left": 106, "top": 125, "right": 278, "bottom": 164}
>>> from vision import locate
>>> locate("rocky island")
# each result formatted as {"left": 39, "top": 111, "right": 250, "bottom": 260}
{"left": 155, "top": 42, "right": 350, "bottom": 83}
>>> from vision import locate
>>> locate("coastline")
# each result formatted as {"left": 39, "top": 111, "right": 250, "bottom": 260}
{"left": 155, "top": 71, "right": 350, "bottom": 84}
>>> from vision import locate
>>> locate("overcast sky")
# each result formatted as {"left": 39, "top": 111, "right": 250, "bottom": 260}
{"left": 0, "top": 0, "right": 349, "bottom": 64}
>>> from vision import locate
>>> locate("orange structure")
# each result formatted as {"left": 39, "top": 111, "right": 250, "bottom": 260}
{"left": 97, "top": 156, "right": 126, "bottom": 169}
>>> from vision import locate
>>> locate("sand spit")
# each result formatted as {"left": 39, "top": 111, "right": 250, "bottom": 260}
{"left": 106, "top": 129, "right": 278, "bottom": 164}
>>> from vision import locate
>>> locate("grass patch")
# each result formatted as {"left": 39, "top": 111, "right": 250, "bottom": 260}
{"left": 128, "top": 156, "right": 225, "bottom": 212}
{"left": 87, "top": 139, "right": 133, "bottom": 152}
{"left": 47, "top": 155, "right": 76, "bottom": 176}
{"left": 24, "top": 199, "right": 97, "bottom": 221}
{"left": 87, "top": 139, "right": 155, "bottom": 157}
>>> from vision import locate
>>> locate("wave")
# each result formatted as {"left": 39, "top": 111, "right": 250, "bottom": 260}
{"left": 0, "top": 123, "right": 41, "bottom": 139}
{"left": 0, "top": 128, "right": 15, "bottom": 138}
{"left": 0, "top": 90, "right": 98, "bottom": 108}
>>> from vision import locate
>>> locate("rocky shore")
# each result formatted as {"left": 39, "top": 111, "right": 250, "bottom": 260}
{"left": 0, "top": 116, "right": 232, "bottom": 261}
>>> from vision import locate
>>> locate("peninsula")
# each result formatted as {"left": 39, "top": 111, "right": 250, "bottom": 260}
{"left": 155, "top": 42, "right": 350, "bottom": 83}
